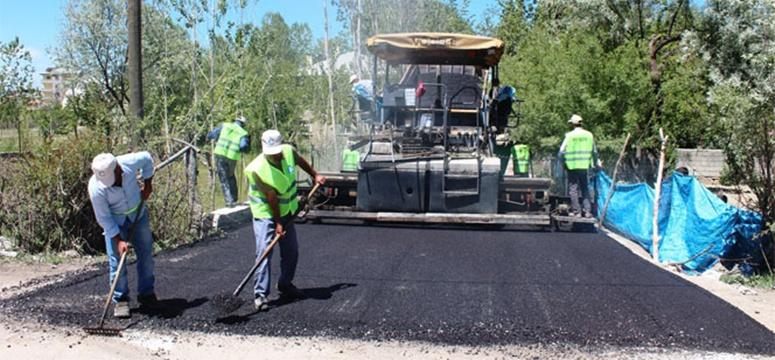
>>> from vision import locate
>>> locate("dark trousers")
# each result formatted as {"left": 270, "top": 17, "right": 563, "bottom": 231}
{"left": 215, "top": 155, "right": 238, "bottom": 206}
{"left": 567, "top": 169, "right": 591, "bottom": 214}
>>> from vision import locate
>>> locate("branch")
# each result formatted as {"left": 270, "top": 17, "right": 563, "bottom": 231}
{"left": 667, "top": 0, "right": 687, "bottom": 36}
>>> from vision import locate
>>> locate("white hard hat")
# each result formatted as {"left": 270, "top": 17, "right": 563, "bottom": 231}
{"left": 261, "top": 129, "right": 283, "bottom": 155}
{"left": 568, "top": 114, "right": 583, "bottom": 125}
{"left": 349, "top": 74, "right": 359, "bottom": 84}
{"left": 92, "top": 153, "right": 117, "bottom": 187}
{"left": 495, "top": 133, "right": 510, "bottom": 145}
{"left": 234, "top": 116, "right": 246, "bottom": 124}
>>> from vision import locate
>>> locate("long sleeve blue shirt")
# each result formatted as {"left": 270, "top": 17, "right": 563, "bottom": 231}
{"left": 88, "top": 151, "right": 154, "bottom": 239}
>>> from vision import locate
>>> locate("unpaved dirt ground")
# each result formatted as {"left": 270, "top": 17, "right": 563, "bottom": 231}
{"left": 1, "top": 234, "right": 774, "bottom": 359}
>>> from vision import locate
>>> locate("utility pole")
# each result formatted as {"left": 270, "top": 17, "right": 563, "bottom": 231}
{"left": 127, "top": 0, "right": 144, "bottom": 145}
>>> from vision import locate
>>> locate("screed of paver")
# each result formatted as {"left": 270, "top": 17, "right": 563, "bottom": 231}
{"left": 1, "top": 223, "right": 773, "bottom": 356}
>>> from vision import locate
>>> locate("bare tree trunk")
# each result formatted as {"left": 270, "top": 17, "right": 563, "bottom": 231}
{"left": 209, "top": 0, "right": 217, "bottom": 209}
{"left": 355, "top": 0, "right": 362, "bottom": 77}
{"left": 128, "top": 0, "right": 144, "bottom": 146}
{"left": 324, "top": 0, "right": 339, "bottom": 166}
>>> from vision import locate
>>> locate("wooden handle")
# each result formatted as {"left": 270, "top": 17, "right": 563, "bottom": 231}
{"left": 233, "top": 232, "right": 283, "bottom": 297}
{"left": 98, "top": 251, "right": 128, "bottom": 326}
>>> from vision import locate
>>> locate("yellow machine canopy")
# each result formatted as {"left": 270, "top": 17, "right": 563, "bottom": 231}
{"left": 367, "top": 32, "right": 505, "bottom": 67}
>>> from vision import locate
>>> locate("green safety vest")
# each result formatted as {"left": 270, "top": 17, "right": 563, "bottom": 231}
{"left": 214, "top": 122, "right": 248, "bottom": 161}
{"left": 511, "top": 144, "right": 530, "bottom": 174}
{"left": 245, "top": 144, "right": 299, "bottom": 219}
{"left": 563, "top": 129, "right": 595, "bottom": 170}
{"left": 341, "top": 149, "right": 360, "bottom": 172}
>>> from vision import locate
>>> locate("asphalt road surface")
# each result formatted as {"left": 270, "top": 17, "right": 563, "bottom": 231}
{"left": 2, "top": 223, "right": 774, "bottom": 354}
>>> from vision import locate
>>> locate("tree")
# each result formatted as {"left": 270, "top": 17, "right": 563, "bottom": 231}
{"left": 688, "top": 0, "right": 775, "bottom": 264}
{"left": 57, "top": 0, "right": 129, "bottom": 117}
{"left": 0, "top": 37, "right": 36, "bottom": 152}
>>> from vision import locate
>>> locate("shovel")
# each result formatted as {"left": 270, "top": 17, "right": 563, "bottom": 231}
{"left": 211, "top": 182, "right": 321, "bottom": 315}
{"left": 83, "top": 199, "right": 145, "bottom": 336}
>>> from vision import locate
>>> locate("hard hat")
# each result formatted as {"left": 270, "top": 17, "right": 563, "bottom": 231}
{"left": 261, "top": 129, "right": 283, "bottom": 155}
{"left": 495, "top": 133, "right": 510, "bottom": 146}
{"left": 92, "top": 153, "right": 117, "bottom": 187}
{"left": 568, "top": 114, "right": 583, "bottom": 125}
{"left": 349, "top": 74, "right": 359, "bottom": 84}
{"left": 234, "top": 116, "right": 246, "bottom": 124}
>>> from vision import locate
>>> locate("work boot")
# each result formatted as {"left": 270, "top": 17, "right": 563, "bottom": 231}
{"left": 254, "top": 295, "right": 269, "bottom": 311}
{"left": 137, "top": 293, "right": 158, "bottom": 306}
{"left": 113, "top": 300, "right": 130, "bottom": 318}
{"left": 277, "top": 283, "right": 306, "bottom": 299}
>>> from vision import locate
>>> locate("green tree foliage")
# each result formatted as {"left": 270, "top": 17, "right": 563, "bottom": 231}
{"left": 687, "top": 0, "right": 775, "bottom": 256}
{"left": 0, "top": 37, "right": 36, "bottom": 151}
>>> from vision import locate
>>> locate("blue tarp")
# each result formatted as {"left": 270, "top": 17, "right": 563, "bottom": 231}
{"left": 596, "top": 171, "right": 763, "bottom": 273}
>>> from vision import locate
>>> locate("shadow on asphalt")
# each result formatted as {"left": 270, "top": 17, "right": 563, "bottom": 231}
{"left": 132, "top": 297, "right": 209, "bottom": 319}
{"left": 214, "top": 282, "right": 357, "bottom": 325}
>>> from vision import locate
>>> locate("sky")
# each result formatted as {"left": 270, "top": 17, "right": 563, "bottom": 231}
{"left": 1, "top": 0, "right": 701, "bottom": 88}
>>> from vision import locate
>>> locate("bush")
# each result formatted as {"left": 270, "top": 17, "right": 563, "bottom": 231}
{"left": 0, "top": 136, "right": 105, "bottom": 253}
{"left": 0, "top": 133, "right": 206, "bottom": 254}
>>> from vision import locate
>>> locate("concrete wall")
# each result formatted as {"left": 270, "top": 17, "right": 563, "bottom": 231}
{"left": 676, "top": 148, "right": 725, "bottom": 178}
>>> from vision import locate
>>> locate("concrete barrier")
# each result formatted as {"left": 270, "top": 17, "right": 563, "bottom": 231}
{"left": 208, "top": 204, "right": 252, "bottom": 231}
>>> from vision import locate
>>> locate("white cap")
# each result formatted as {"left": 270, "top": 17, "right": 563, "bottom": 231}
{"left": 568, "top": 114, "right": 583, "bottom": 125}
{"left": 92, "top": 153, "right": 117, "bottom": 186}
{"left": 261, "top": 129, "right": 283, "bottom": 155}
{"left": 235, "top": 116, "right": 246, "bottom": 124}
{"left": 349, "top": 74, "right": 359, "bottom": 84}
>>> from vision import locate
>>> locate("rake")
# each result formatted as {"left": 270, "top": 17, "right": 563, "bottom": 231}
{"left": 83, "top": 199, "right": 145, "bottom": 336}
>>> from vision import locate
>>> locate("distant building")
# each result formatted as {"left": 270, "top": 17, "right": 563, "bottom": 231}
{"left": 40, "top": 67, "right": 77, "bottom": 107}
{"left": 307, "top": 51, "right": 370, "bottom": 76}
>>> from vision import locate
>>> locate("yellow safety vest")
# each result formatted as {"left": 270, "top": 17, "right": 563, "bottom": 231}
{"left": 245, "top": 145, "right": 299, "bottom": 219}
{"left": 563, "top": 129, "right": 595, "bottom": 170}
{"left": 342, "top": 149, "right": 360, "bottom": 172}
{"left": 511, "top": 144, "right": 530, "bottom": 174}
{"left": 214, "top": 122, "right": 248, "bottom": 161}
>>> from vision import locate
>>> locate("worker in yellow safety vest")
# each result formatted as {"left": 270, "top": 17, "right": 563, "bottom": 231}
{"left": 208, "top": 116, "right": 250, "bottom": 207}
{"left": 511, "top": 143, "right": 531, "bottom": 177}
{"left": 559, "top": 114, "right": 601, "bottom": 217}
{"left": 341, "top": 143, "right": 360, "bottom": 172}
{"left": 244, "top": 129, "right": 326, "bottom": 311}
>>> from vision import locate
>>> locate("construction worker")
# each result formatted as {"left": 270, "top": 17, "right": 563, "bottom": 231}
{"left": 350, "top": 74, "right": 374, "bottom": 111}
{"left": 245, "top": 129, "right": 326, "bottom": 311}
{"left": 511, "top": 143, "right": 532, "bottom": 177}
{"left": 559, "top": 114, "right": 600, "bottom": 217}
{"left": 489, "top": 78, "right": 517, "bottom": 131}
{"left": 88, "top": 152, "right": 156, "bottom": 318}
{"left": 341, "top": 142, "right": 360, "bottom": 172}
{"left": 208, "top": 116, "right": 250, "bottom": 207}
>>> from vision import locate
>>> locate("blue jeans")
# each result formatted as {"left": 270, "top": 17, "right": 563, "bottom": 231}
{"left": 216, "top": 155, "right": 238, "bottom": 206}
{"left": 253, "top": 216, "right": 298, "bottom": 298}
{"left": 105, "top": 209, "right": 155, "bottom": 303}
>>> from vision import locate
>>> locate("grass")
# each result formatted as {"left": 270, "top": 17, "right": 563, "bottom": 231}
{"left": 720, "top": 272, "right": 775, "bottom": 289}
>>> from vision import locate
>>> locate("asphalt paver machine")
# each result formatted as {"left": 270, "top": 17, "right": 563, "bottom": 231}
{"left": 303, "top": 33, "right": 595, "bottom": 231}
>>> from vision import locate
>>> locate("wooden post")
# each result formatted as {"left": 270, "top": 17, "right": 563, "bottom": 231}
{"left": 652, "top": 128, "right": 668, "bottom": 262}
{"left": 599, "top": 133, "right": 631, "bottom": 227}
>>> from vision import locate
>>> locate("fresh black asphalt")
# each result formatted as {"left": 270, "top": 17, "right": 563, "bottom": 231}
{"left": 2, "top": 222, "right": 774, "bottom": 354}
